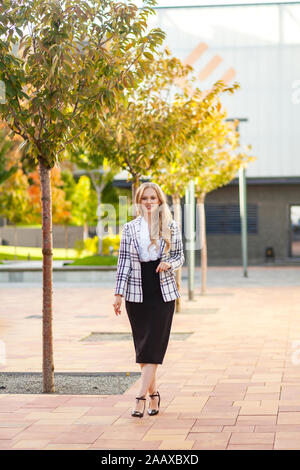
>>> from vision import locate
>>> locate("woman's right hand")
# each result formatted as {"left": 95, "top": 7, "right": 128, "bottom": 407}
{"left": 113, "top": 294, "right": 122, "bottom": 316}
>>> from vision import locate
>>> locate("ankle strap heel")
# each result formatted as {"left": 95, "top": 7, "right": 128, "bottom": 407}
{"left": 131, "top": 396, "right": 146, "bottom": 418}
{"left": 148, "top": 391, "right": 160, "bottom": 416}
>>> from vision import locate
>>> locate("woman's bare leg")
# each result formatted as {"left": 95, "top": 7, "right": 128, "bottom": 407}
{"left": 133, "top": 363, "right": 158, "bottom": 413}
{"left": 140, "top": 362, "right": 158, "bottom": 395}
{"left": 147, "top": 367, "right": 157, "bottom": 394}
{"left": 147, "top": 366, "right": 159, "bottom": 411}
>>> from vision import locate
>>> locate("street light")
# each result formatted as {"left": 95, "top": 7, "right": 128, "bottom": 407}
{"left": 226, "top": 117, "right": 249, "bottom": 278}
{"left": 185, "top": 179, "right": 195, "bottom": 300}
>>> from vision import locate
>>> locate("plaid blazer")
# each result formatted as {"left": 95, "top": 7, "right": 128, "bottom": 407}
{"left": 114, "top": 215, "right": 185, "bottom": 302}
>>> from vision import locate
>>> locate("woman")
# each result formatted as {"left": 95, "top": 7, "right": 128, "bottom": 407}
{"left": 113, "top": 182, "right": 185, "bottom": 418}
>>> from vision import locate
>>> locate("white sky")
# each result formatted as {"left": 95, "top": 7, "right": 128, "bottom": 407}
{"left": 135, "top": 0, "right": 300, "bottom": 6}
{"left": 152, "top": 0, "right": 300, "bottom": 5}
{"left": 144, "top": 0, "right": 300, "bottom": 45}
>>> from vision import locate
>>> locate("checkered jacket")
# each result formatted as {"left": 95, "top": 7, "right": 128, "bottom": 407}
{"left": 114, "top": 215, "right": 185, "bottom": 302}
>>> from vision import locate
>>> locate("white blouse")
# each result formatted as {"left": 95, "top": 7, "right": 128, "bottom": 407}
{"left": 138, "top": 216, "right": 161, "bottom": 261}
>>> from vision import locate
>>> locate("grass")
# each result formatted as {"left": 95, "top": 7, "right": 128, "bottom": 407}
{"left": 0, "top": 246, "right": 79, "bottom": 261}
{"left": 68, "top": 255, "right": 118, "bottom": 266}
{"left": 14, "top": 224, "right": 42, "bottom": 229}
{"left": 13, "top": 224, "right": 81, "bottom": 229}
{"left": 0, "top": 246, "right": 118, "bottom": 265}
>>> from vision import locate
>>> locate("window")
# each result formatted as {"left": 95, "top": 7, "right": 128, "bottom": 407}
{"left": 205, "top": 204, "right": 258, "bottom": 234}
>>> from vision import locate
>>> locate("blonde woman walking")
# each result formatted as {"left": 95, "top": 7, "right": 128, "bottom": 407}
{"left": 113, "top": 182, "right": 184, "bottom": 418}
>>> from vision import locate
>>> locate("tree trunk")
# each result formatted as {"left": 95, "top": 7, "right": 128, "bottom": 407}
{"left": 198, "top": 193, "right": 207, "bottom": 295}
{"left": 173, "top": 194, "right": 182, "bottom": 313}
{"left": 38, "top": 158, "right": 55, "bottom": 393}
{"left": 64, "top": 224, "right": 69, "bottom": 259}
{"left": 132, "top": 179, "right": 139, "bottom": 217}
{"left": 88, "top": 171, "right": 105, "bottom": 256}
{"left": 14, "top": 224, "right": 17, "bottom": 260}
{"left": 97, "top": 192, "right": 103, "bottom": 256}
{"left": 0, "top": 217, "right": 6, "bottom": 245}
{"left": 83, "top": 221, "right": 89, "bottom": 241}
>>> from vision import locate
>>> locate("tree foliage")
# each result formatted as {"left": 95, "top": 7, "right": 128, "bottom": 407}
{"left": 0, "top": 125, "right": 21, "bottom": 184}
{"left": 0, "top": 0, "right": 166, "bottom": 166}
{"left": 27, "top": 166, "right": 73, "bottom": 224}
{"left": 87, "top": 48, "right": 196, "bottom": 187}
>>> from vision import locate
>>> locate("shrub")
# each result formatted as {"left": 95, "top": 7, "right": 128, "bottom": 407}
{"left": 84, "top": 236, "right": 98, "bottom": 254}
{"left": 74, "top": 235, "right": 121, "bottom": 256}
{"left": 74, "top": 239, "right": 85, "bottom": 256}
{"left": 102, "top": 234, "right": 120, "bottom": 255}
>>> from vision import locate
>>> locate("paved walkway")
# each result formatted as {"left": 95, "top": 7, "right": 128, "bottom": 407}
{"left": 1, "top": 267, "right": 300, "bottom": 449}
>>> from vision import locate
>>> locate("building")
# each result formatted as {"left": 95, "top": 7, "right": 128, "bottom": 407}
{"left": 114, "top": 1, "right": 300, "bottom": 265}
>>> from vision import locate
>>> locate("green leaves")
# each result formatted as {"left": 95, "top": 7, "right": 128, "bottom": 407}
{"left": 15, "top": 27, "right": 23, "bottom": 37}
{"left": 0, "top": 0, "right": 166, "bottom": 168}
{"left": 143, "top": 51, "right": 154, "bottom": 60}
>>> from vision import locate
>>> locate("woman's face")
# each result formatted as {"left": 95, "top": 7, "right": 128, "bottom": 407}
{"left": 140, "top": 187, "right": 160, "bottom": 216}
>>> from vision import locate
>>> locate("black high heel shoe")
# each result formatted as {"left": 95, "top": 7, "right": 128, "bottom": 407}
{"left": 131, "top": 396, "right": 146, "bottom": 418}
{"left": 147, "top": 391, "right": 160, "bottom": 416}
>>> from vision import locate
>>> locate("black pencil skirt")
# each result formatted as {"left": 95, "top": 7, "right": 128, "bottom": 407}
{"left": 125, "top": 258, "right": 176, "bottom": 364}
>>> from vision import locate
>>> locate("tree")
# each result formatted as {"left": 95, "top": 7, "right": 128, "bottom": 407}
{"left": 60, "top": 168, "right": 76, "bottom": 256}
{"left": 90, "top": 48, "right": 194, "bottom": 212}
{"left": 151, "top": 80, "right": 241, "bottom": 311}
{"left": 71, "top": 175, "right": 97, "bottom": 240}
{"left": 66, "top": 144, "right": 117, "bottom": 255}
{"left": 158, "top": 103, "right": 254, "bottom": 296}
{"left": 28, "top": 166, "right": 73, "bottom": 253}
{"left": 0, "top": 0, "right": 165, "bottom": 392}
{"left": 0, "top": 168, "right": 32, "bottom": 257}
{"left": 192, "top": 118, "right": 255, "bottom": 294}
{"left": 0, "top": 124, "right": 23, "bottom": 184}
{"left": 0, "top": 125, "right": 21, "bottom": 244}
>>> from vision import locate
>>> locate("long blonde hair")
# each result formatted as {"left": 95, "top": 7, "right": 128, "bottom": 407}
{"left": 134, "top": 182, "right": 173, "bottom": 255}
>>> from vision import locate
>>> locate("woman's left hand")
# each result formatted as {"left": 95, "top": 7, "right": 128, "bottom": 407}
{"left": 156, "top": 261, "right": 172, "bottom": 272}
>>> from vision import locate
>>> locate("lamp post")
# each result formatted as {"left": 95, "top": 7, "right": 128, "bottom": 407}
{"left": 185, "top": 179, "right": 195, "bottom": 300}
{"left": 95, "top": 167, "right": 105, "bottom": 256}
{"left": 226, "top": 117, "right": 249, "bottom": 277}
{"left": 239, "top": 165, "right": 248, "bottom": 277}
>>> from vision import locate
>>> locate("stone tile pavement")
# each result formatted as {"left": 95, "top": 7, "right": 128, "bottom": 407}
{"left": 1, "top": 266, "right": 300, "bottom": 450}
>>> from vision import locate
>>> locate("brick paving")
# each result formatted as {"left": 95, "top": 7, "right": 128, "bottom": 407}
{"left": 0, "top": 266, "right": 300, "bottom": 449}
